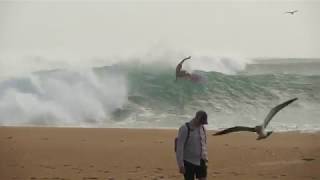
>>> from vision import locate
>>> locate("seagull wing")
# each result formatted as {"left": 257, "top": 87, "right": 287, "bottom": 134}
{"left": 263, "top": 98, "right": 298, "bottom": 128}
{"left": 213, "top": 126, "right": 256, "bottom": 136}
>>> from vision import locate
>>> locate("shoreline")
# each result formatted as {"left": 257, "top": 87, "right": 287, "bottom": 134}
{"left": 1, "top": 126, "right": 319, "bottom": 134}
{"left": 1, "top": 127, "right": 319, "bottom": 179}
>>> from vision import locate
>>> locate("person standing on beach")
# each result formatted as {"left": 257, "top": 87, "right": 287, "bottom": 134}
{"left": 175, "top": 110, "right": 208, "bottom": 180}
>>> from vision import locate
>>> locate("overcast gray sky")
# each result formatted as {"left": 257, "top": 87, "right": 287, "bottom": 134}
{"left": 0, "top": 0, "right": 319, "bottom": 59}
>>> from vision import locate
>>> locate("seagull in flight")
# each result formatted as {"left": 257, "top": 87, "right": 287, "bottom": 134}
{"left": 213, "top": 98, "right": 298, "bottom": 140}
{"left": 285, "top": 10, "right": 298, "bottom": 15}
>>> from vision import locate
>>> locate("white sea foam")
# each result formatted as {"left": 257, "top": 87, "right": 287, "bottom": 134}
{"left": 0, "top": 69, "right": 127, "bottom": 127}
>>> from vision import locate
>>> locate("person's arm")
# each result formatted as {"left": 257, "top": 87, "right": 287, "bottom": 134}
{"left": 179, "top": 56, "right": 191, "bottom": 65}
{"left": 201, "top": 126, "right": 208, "bottom": 162}
{"left": 176, "top": 56, "right": 191, "bottom": 71}
{"left": 176, "top": 125, "right": 187, "bottom": 170}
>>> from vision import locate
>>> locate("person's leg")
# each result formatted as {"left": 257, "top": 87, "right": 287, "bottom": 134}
{"left": 183, "top": 161, "right": 196, "bottom": 180}
{"left": 195, "top": 159, "right": 207, "bottom": 180}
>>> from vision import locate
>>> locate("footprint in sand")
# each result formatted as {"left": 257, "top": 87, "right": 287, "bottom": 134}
{"left": 230, "top": 171, "right": 241, "bottom": 176}
{"left": 51, "top": 177, "right": 61, "bottom": 179}
{"left": 302, "top": 158, "right": 315, "bottom": 162}
{"left": 83, "top": 177, "right": 98, "bottom": 180}
{"left": 258, "top": 159, "right": 310, "bottom": 166}
{"left": 39, "top": 165, "right": 56, "bottom": 170}
{"left": 154, "top": 140, "right": 164, "bottom": 144}
{"left": 168, "top": 175, "right": 178, "bottom": 178}
{"left": 213, "top": 171, "right": 221, "bottom": 175}
{"left": 153, "top": 168, "right": 163, "bottom": 173}
{"left": 7, "top": 136, "right": 13, "bottom": 139}
{"left": 72, "top": 167, "right": 82, "bottom": 173}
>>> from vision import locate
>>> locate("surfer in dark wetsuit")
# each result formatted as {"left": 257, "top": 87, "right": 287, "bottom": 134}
{"left": 176, "top": 56, "right": 192, "bottom": 81}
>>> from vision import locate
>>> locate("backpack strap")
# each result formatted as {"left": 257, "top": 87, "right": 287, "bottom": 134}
{"left": 174, "top": 122, "right": 191, "bottom": 152}
{"left": 186, "top": 123, "right": 207, "bottom": 143}
{"left": 185, "top": 123, "right": 206, "bottom": 145}
{"left": 185, "top": 122, "right": 191, "bottom": 146}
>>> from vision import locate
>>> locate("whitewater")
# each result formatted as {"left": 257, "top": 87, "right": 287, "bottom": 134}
{"left": 0, "top": 57, "right": 319, "bottom": 132}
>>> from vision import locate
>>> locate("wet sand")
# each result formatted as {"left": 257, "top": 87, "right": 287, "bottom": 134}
{"left": 0, "top": 127, "right": 319, "bottom": 180}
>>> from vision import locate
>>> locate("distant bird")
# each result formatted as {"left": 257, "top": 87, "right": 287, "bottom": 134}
{"left": 285, "top": 10, "right": 298, "bottom": 15}
{"left": 213, "top": 98, "right": 298, "bottom": 140}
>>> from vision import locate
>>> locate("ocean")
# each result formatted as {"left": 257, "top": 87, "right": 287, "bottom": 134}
{"left": 0, "top": 58, "right": 319, "bottom": 132}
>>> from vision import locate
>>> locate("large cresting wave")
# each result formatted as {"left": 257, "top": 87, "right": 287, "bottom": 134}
{"left": 0, "top": 57, "right": 319, "bottom": 131}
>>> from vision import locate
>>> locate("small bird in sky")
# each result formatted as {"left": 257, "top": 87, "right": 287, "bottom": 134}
{"left": 285, "top": 10, "right": 298, "bottom": 15}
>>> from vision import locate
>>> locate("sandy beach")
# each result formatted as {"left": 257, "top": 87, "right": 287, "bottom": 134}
{"left": 0, "top": 127, "right": 319, "bottom": 180}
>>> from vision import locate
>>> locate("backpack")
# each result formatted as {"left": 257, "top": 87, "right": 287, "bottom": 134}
{"left": 174, "top": 122, "right": 206, "bottom": 152}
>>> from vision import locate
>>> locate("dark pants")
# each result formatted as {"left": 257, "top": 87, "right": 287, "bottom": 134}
{"left": 184, "top": 159, "right": 207, "bottom": 180}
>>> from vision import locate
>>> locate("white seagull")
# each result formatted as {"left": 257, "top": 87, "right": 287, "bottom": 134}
{"left": 213, "top": 98, "right": 298, "bottom": 140}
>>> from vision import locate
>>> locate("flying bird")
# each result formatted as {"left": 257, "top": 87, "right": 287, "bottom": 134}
{"left": 285, "top": 10, "right": 298, "bottom": 15}
{"left": 213, "top": 98, "right": 298, "bottom": 140}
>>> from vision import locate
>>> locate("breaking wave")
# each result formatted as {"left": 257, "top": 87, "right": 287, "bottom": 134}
{"left": 0, "top": 57, "right": 319, "bottom": 132}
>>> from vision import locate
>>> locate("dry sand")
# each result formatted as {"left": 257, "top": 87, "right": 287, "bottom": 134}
{"left": 0, "top": 127, "right": 319, "bottom": 180}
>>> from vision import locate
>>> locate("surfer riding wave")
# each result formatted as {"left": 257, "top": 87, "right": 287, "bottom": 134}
{"left": 176, "top": 56, "right": 203, "bottom": 83}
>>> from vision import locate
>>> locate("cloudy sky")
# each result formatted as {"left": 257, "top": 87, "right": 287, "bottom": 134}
{"left": 0, "top": 0, "right": 319, "bottom": 61}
